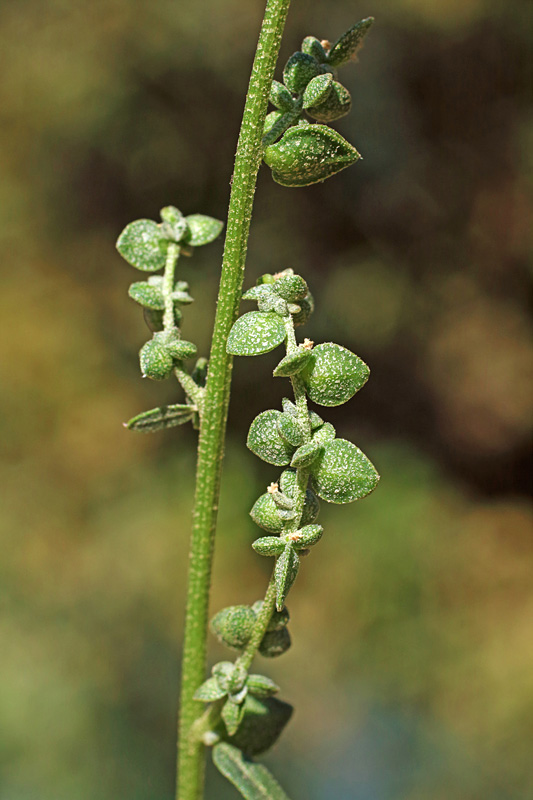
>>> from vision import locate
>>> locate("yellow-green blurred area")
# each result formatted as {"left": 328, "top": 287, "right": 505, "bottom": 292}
{"left": 1, "top": 0, "right": 532, "bottom": 798}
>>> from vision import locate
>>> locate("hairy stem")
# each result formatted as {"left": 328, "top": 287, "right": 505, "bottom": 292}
{"left": 163, "top": 242, "right": 180, "bottom": 331}
{"left": 176, "top": 2, "right": 292, "bottom": 798}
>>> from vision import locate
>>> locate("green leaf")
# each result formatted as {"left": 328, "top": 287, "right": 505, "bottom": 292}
{"left": 139, "top": 338, "right": 174, "bottom": 380}
{"left": 301, "top": 36, "right": 327, "bottom": 62}
{"left": 164, "top": 338, "right": 197, "bottom": 360}
{"left": 306, "top": 81, "right": 352, "bottom": 123}
{"left": 250, "top": 493, "right": 284, "bottom": 534}
{"left": 223, "top": 695, "right": 293, "bottom": 756}
{"left": 125, "top": 403, "right": 194, "bottom": 432}
{"left": 194, "top": 676, "right": 227, "bottom": 702}
{"left": 278, "top": 469, "right": 321, "bottom": 525}
{"left": 309, "top": 410, "right": 324, "bottom": 429}
{"left": 269, "top": 489, "right": 294, "bottom": 511}
{"left": 128, "top": 281, "right": 165, "bottom": 310}
{"left": 182, "top": 214, "right": 224, "bottom": 246}
{"left": 312, "top": 421, "right": 336, "bottom": 444}
{"left": 311, "top": 438, "right": 379, "bottom": 503}
{"left": 242, "top": 284, "right": 275, "bottom": 302}
{"left": 222, "top": 699, "right": 246, "bottom": 736}
{"left": 290, "top": 440, "right": 323, "bottom": 468}
{"left": 302, "top": 73, "right": 333, "bottom": 109}
{"left": 116, "top": 219, "right": 168, "bottom": 272}
{"left": 264, "top": 124, "right": 360, "bottom": 187}
{"left": 213, "top": 742, "right": 293, "bottom": 799}
{"left": 301, "top": 342, "right": 370, "bottom": 406}
{"left": 326, "top": 17, "right": 374, "bottom": 68}
{"left": 252, "top": 536, "right": 286, "bottom": 557}
{"left": 210, "top": 606, "right": 256, "bottom": 651}
{"left": 227, "top": 312, "right": 287, "bottom": 356}
{"left": 258, "top": 628, "right": 291, "bottom": 658}
{"left": 277, "top": 413, "right": 305, "bottom": 447}
{"left": 290, "top": 523, "right": 323, "bottom": 548}
{"left": 246, "top": 674, "right": 280, "bottom": 698}
{"left": 274, "top": 544, "right": 299, "bottom": 610}
{"left": 273, "top": 348, "right": 312, "bottom": 377}
{"left": 247, "top": 410, "right": 295, "bottom": 466}
{"left": 159, "top": 206, "right": 188, "bottom": 241}
{"left": 283, "top": 52, "right": 323, "bottom": 94}
{"left": 269, "top": 81, "right": 295, "bottom": 112}
{"left": 272, "top": 272, "right": 308, "bottom": 302}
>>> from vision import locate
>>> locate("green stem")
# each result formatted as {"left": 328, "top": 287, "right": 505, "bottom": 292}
{"left": 176, "top": 2, "right": 292, "bottom": 798}
{"left": 173, "top": 366, "right": 205, "bottom": 413}
{"left": 163, "top": 242, "right": 180, "bottom": 332}
{"left": 237, "top": 577, "right": 277, "bottom": 672}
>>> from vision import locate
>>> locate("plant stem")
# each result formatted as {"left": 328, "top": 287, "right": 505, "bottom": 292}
{"left": 176, "top": 2, "right": 292, "bottom": 798}
{"left": 237, "top": 576, "right": 277, "bottom": 672}
{"left": 163, "top": 243, "right": 180, "bottom": 332}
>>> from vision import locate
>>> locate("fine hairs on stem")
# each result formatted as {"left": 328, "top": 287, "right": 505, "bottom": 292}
{"left": 116, "top": 5, "right": 377, "bottom": 799}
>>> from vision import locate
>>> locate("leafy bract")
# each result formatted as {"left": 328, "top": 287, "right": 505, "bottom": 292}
{"left": 227, "top": 312, "right": 286, "bottom": 356}
{"left": 116, "top": 219, "right": 168, "bottom": 272}
{"left": 311, "top": 438, "right": 379, "bottom": 503}
{"left": 247, "top": 410, "right": 295, "bottom": 465}
{"left": 300, "top": 342, "right": 369, "bottom": 406}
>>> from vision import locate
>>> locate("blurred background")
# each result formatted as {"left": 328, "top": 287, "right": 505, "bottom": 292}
{"left": 1, "top": 0, "right": 532, "bottom": 798}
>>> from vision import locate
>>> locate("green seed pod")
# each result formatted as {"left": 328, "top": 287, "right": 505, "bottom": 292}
{"left": 311, "top": 438, "right": 380, "bottom": 503}
{"left": 277, "top": 413, "right": 305, "bottom": 447}
{"left": 116, "top": 219, "right": 168, "bottom": 272}
{"left": 272, "top": 273, "right": 309, "bottom": 302}
{"left": 242, "top": 284, "right": 274, "bottom": 302}
{"left": 263, "top": 110, "right": 284, "bottom": 137}
{"left": 227, "top": 312, "right": 286, "bottom": 357}
{"left": 301, "top": 36, "right": 328, "bottom": 63}
{"left": 259, "top": 627, "right": 291, "bottom": 658}
{"left": 224, "top": 695, "right": 293, "bottom": 756}
{"left": 290, "top": 440, "right": 323, "bottom": 468}
{"left": 210, "top": 605, "right": 256, "bottom": 651}
{"left": 283, "top": 52, "right": 323, "bottom": 94}
{"left": 306, "top": 81, "right": 352, "bottom": 123}
{"left": 291, "top": 291, "right": 314, "bottom": 326}
{"left": 181, "top": 214, "right": 224, "bottom": 247}
{"left": 270, "top": 80, "right": 295, "bottom": 111}
{"left": 264, "top": 124, "right": 360, "bottom": 188}
{"left": 281, "top": 397, "right": 298, "bottom": 416}
{"left": 250, "top": 492, "right": 284, "bottom": 534}
{"left": 139, "top": 337, "right": 174, "bottom": 380}
{"left": 278, "top": 469, "right": 320, "bottom": 524}
{"left": 257, "top": 273, "right": 276, "bottom": 285}
{"left": 273, "top": 348, "right": 312, "bottom": 378}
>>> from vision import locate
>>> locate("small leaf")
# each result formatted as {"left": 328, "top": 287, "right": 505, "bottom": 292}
{"left": 312, "top": 421, "right": 336, "bottom": 444}
{"left": 139, "top": 338, "right": 174, "bottom": 380}
{"left": 281, "top": 398, "right": 297, "bottom": 415}
{"left": 165, "top": 338, "right": 197, "bottom": 360}
{"left": 309, "top": 410, "right": 324, "bottom": 429}
{"left": 306, "top": 81, "right": 351, "bottom": 123}
{"left": 183, "top": 214, "right": 224, "bottom": 246}
{"left": 213, "top": 742, "right": 293, "bottom": 798}
{"left": 274, "top": 544, "right": 300, "bottom": 610}
{"left": 125, "top": 403, "right": 194, "bottom": 432}
{"left": 290, "top": 440, "right": 323, "bottom": 468}
{"left": 277, "top": 413, "right": 305, "bottom": 447}
{"left": 128, "top": 281, "right": 165, "bottom": 310}
{"left": 301, "top": 342, "right": 370, "bottom": 406}
{"left": 250, "top": 493, "right": 284, "bottom": 534}
{"left": 116, "top": 219, "right": 168, "bottom": 272}
{"left": 311, "top": 438, "right": 379, "bottom": 503}
{"left": 326, "top": 17, "right": 374, "bottom": 68}
{"left": 259, "top": 627, "right": 291, "bottom": 658}
{"left": 270, "top": 490, "right": 294, "bottom": 511}
{"left": 301, "top": 36, "right": 327, "bottom": 63}
{"left": 273, "top": 349, "right": 312, "bottom": 378}
{"left": 283, "top": 52, "right": 323, "bottom": 94}
{"left": 222, "top": 699, "right": 246, "bottom": 736}
{"left": 272, "top": 273, "right": 308, "bottom": 302}
{"left": 159, "top": 206, "right": 188, "bottom": 241}
{"left": 210, "top": 606, "right": 256, "bottom": 651}
{"left": 194, "top": 676, "right": 227, "bottom": 702}
{"left": 257, "top": 294, "right": 289, "bottom": 317}
{"left": 270, "top": 80, "right": 295, "bottom": 111}
{"left": 278, "top": 469, "right": 320, "bottom": 525}
{"left": 246, "top": 674, "right": 280, "bottom": 698}
{"left": 302, "top": 73, "right": 333, "bottom": 109}
{"left": 242, "top": 285, "right": 274, "bottom": 302}
{"left": 227, "top": 312, "right": 287, "bottom": 356}
{"left": 290, "top": 523, "right": 323, "bottom": 548}
{"left": 252, "top": 536, "right": 285, "bottom": 557}
{"left": 247, "top": 410, "right": 295, "bottom": 466}
{"left": 264, "top": 124, "right": 360, "bottom": 188}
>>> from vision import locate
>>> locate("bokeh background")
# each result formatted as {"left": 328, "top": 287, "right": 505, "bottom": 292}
{"left": 1, "top": 1, "right": 532, "bottom": 798}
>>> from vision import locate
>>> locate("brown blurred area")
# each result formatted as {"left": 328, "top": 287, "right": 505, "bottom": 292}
{"left": 1, "top": 1, "right": 532, "bottom": 798}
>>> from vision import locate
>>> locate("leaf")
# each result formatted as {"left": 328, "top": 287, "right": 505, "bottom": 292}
{"left": 246, "top": 674, "right": 280, "bottom": 698}
{"left": 276, "top": 413, "right": 305, "bottom": 447}
{"left": 125, "top": 403, "right": 194, "bottom": 432}
{"left": 242, "top": 284, "right": 275, "bottom": 302}
{"left": 269, "top": 81, "right": 295, "bottom": 112}
{"left": 116, "top": 219, "right": 168, "bottom": 272}
{"left": 278, "top": 469, "right": 320, "bottom": 525}
{"left": 274, "top": 544, "right": 300, "bottom": 610}
{"left": 283, "top": 52, "right": 323, "bottom": 94}
{"left": 194, "top": 676, "right": 227, "bottom": 702}
{"left": 252, "top": 536, "right": 286, "bottom": 557}
{"left": 273, "top": 348, "right": 311, "bottom": 378}
{"left": 290, "top": 440, "right": 323, "bottom": 468}
{"left": 210, "top": 606, "right": 256, "bottom": 651}
{"left": 311, "top": 438, "right": 379, "bottom": 503}
{"left": 301, "top": 36, "right": 327, "bottom": 63}
{"left": 302, "top": 73, "right": 333, "bottom": 109}
{"left": 222, "top": 699, "right": 247, "bottom": 736}
{"left": 300, "top": 342, "right": 369, "bottom": 406}
{"left": 272, "top": 273, "right": 308, "bottom": 302}
{"left": 128, "top": 281, "right": 165, "bottom": 310}
{"left": 312, "top": 421, "right": 336, "bottom": 444}
{"left": 213, "top": 743, "right": 293, "bottom": 800}
{"left": 139, "top": 338, "right": 174, "bottom": 381}
{"left": 250, "top": 493, "right": 284, "bottom": 534}
{"left": 264, "top": 124, "right": 360, "bottom": 188}
{"left": 290, "top": 523, "right": 323, "bottom": 548}
{"left": 306, "top": 81, "right": 352, "bottom": 123}
{"left": 227, "top": 312, "right": 287, "bottom": 356}
{"left": 183, "top": 214, "right": 224, "bottom": 246}
{"left": 247, "top": 410, "right": 295, "bottom": 466}
{"left": 326, "top": 17, "right": 374, "bottom": 68}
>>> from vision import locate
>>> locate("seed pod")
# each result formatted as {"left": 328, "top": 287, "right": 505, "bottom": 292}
{"left": 272, "top": 273, "right": 308, "bottom": 302}
{"left": 247, "top": 410, "right": 295, "bottom": 466}
{"left": 306, "top": 81, "right": 351, "bottom": 123}
{"left": 283, "top": 52, "right": 323, "bottom": 94}
{"left": 302, "top": 73, "right": 333, "bottom": 110}
{"left": 290, "top": 523, "right": 323, "bottom": 548}
{"left": 159, "top": 205, "right": 189, "bottom": 241}
{"left": 311, "top": 438, "right": 380, "bottom": 503}
{"left": 164, "top": 337, "right": 197, "bottom": 361}
{"left": 210, "top": 605, "right": 256, "bottom": 651}
{"left": 246, "top": 674, "right": 280, "bottom": 698}
{"left": 312, "top": 421, "right": 336, "bottom": 445}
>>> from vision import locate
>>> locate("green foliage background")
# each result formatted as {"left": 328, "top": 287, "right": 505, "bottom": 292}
{"left": 1, "top": 1, "right": 531, "bottom": 798}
